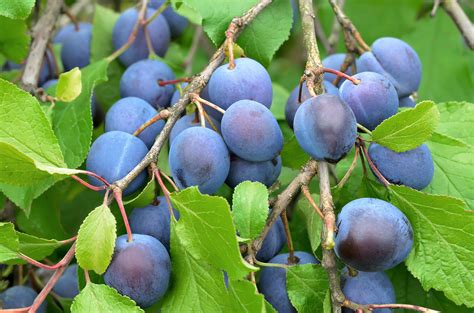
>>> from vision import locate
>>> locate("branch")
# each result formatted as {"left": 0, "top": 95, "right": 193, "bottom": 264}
{"left": 327, "top": 0, "right": 345, "bottom": 54}
{"left": 442, "top": 0, "right": 474, "bottom": 50}
{"left": 20, "top": 0, "right": 63, "bottom": 90}
{"left": 112, "top": 0, "right": 274, "bottom": 192}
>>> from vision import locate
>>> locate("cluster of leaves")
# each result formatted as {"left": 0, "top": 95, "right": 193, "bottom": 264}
{"left": 0, "top": 0, "right": 473, "bottom": 312}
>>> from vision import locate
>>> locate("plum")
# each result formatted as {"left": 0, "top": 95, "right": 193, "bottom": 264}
{"left": 149, "top": 0, "right": 189, "bottom": 38}
{"left": 0, "top": 286, "right": 47, "bottom": 313}
{"left": 322, "top": 53, "right": 354, "bottom": 86}
{"left": 399, "top": 96, "right": 416, "bottom": 108}
{"left": 226, "top": 155, "right": 282, "bottom": 188}
{"left": 53, "top": 264, "right": 79, "bottom": 298}
{"left": 256, "top": 213, "right": 286, "bottom": 262}
{"left": 169, "top": 112, "right": 220, "bottom": 144}
{"left": 54, "top": 23, "right": 92, "bottom": 71}
{"left": 334, "top": 198, "right": 414, "bottom": 272}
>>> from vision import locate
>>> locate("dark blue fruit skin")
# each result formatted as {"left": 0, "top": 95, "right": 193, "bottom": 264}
{"left": 339, "top": 71, "right": 399, "bottom": 131}
{"left": 294, "top": 94, "right": 357, "bottom": 163}
{"left": 368, "top": 143, "right": 434, "bottom": 190}
{"left": 208, "top": 58, "right": 272, "bottom": 115}
{"left": 399, "top": 96, "right": 416, "bottom": 108}
{"left": 149, "top": 0, "right": 189, "bottom": 38}
{"left": 285, "top": 81, "right": 339, "bottom": 129}
{"left": 54, "top": 23, "right": 92, "bottom": 71}
{"left": 104, "top": 234, "right": 171, "bottom": 308}
{"left": 357, "top": 37, "right": 422, "bottom": 97}
{"left": 86, "top": 131, "right": 148, "bottom": 196}
{"left": 105, "top": 97, "right": 165, "bottom": 148}
{"left": 113, "top": 8, "right": 171, "bottom": 67}
{"left": 53, "top": 264, "right": 79, "bottom": 298}
{"left": 169, "top": 127, "right": 230, "bottom": 194}
{"left": 256, "top": 214, "right": 286, "bottom": 262}
{"left": 341, "top": 270, "right": 396, "bottom": 313}
{"left": 221, "top": 100, "right": 283, "bottom": 162}
{"left": 0, "top": 286, "right": 47, "bottom": 313}
{"left": 129, "top": 196, "right": 180, "bottom": 251}
{"left": 120, "top": 59, "right": 175, "bottom": 109}
{"left": 334, "top": 198, "right": 414, "bottom": 272}
{"left": 322, "top": 53, "right": 354, "bottom": 86}
{"left": 258, "top": 252, "right": 319, "bottom": 313}
{"left": 226, "top": 155, "right": 282, "bottom": 188}
{"left": 169, "top": 113, "right": 220, "bottom": 144}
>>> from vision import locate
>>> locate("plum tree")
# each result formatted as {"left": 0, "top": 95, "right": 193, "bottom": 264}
{"left": 207, "top": 58, "right": 272, "bottom": 116}
{"left": 341, "top": 270, "right": 396, "bottom": 313}
{"left": 368, "top": 143, "right": 434, "bottom": 190}
{"left": 52, "top": 264, "right": 79, "bottom": 298}
{"left": 226, "top": 156, "right": 282, "bottom": 188}
{"left": 120, "top": 59, "right": 176, "bottom": 109}
{"left": 149, "top": 0, "right": 189, "bottom": 38}
{"left": 399, "top": 96, "right": 416, "bottom": 108}
{"left": 104, "top": 234, "right": 171, "bottom": 308}
{"left": 334, "top": 198, "right": 414, "bottom": 272}
{"left": 169, "top": 127, "right": 230, "bottom": 194}
{"left": 339, "top": 72, "right": 399, "bottom": 130}
{"left": 169, "top": 112, "right": 220, "bottom": 144}
{"left": 256, "top": 213, "right": 286, "bottom": 262}
{"left": 258, "top": 252, "right": 319, "bottom": 312}
{"left": 357, "top": 37, "right": 422, "bottom": 97}
{"left": 221, "top": 100, "right": 283, "bottom": 162}
{"left": 112, "top": 8, "right": 171, "bottom": 67}
{"left": 285, "top": 81, "right": 339, "bottom": 128}
{"left": 105, "top": 97, "right": 165, "bottom": 148}
{"left": 129, "top": 196, "right": 180, "bottom": 251}
{"left": 54, "top": 23, "right": 92, "bottom": 71}
{"left": 86, "top": 131, "right": 148, "bottom": 195}
{"left": 322, "top": 53, "right": 353, "bottom": 86}
{"left": 0, "top": 286, "right": 47, "bottom": 313}
{"left": 293, "top": 94, "right": 357, "bottom": 163}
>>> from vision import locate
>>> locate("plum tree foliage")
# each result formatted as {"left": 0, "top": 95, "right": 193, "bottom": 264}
{"left": 0, "top": 0, "right": 472, "bottom": 312}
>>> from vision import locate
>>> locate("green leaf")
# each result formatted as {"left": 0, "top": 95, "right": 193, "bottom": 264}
{"left": 389, "top": 185, "right": 474, "bottom": 307}
{"left": 71, "top": 283, "right": 143, "bottom": 313}
{"left": 323, "top": 291, "right": 332, "bottom": 313}
{"left": 91, "top": 4, "right": 119, "bottom": 61}
{"left": 161, "top": 225, "right": 230, "bottom": 312}
{"left": 57, "top": 68, "right": 82, "bottom": 102}
{"left": 228, "top": 280, "right": 268, "bottom": 312}
{"left": 171, "top": 187, "right": 257, "bottom": 280}
{"left": 232, "top": 181, "right": 269, "bottom": 240}
{"left": 387, "top": 264, "right": 472, "bottom": 313}
{"left": 372, "top": 101, "right": 440, "bottom": 152}
{"left": 175, "top": 0, "right": 292, "bottom": 65}
{"left": 0, "top": 16, "right": 30, "bottom": 62}
{"left": 53, "top": 59, "right": 109, "bottom": 168}
{"left": 17, "top": 233, "right": 62, "bottom": 261}
{"left": 437, "top": 101, "right": 474, "bottom": 146}
{"left": 281, "top": 135, "right": 309, "bottom": 170}
{"left": 76, "top": 204, "right": 116, "bottom": 275}
{"left": 286, "top": 264, "right": 329, "bottom": 313}
{"left": 0, "top": 0, "right": 34, "bottom": 19}
{"left": 295, "top": 194, "right": 322, "bottom": 253}
{"left": 426, "top": 132, "right": 474, "bottom": 210}
{"left": 270, "top": 83, "right": 290, "bottom": 121}
{"left": 123, "top": 177, "right": 156, "bottom": 207}
{"left": 0, "top": 223, "right": 19, "bottom": 262}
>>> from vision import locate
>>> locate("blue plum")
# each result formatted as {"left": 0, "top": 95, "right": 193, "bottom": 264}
{"left": 221, "top": 100, "right": 283, "bottom": 162}
{"left": 54, "top": 23, "right": 92, "bottom": 71}
{"left": 335, "top": 198, "right": 414, "bottom": 272}
{"left": 339, "top": 71, "right": 399, "bottom": 130}
{"left": 0, "top": 286, "right": 47, "bottom": 313}
{"left": 53, "top": 264, "right": 79, "bottom": 298}
{"left": 322, "top": 53, "right": 354, "bottom": 86}
{"left": 368, "top": 143, "right": 434, "bottom": 190}
{"left": 169, "top": 112, "right": 220, "bottom": 144}
{"left": 341, "top": 270, "right": 396, "bottom": 313}
{"left": 149, "top": 0, "right": 189, "bottom": 38}
{"left": 129, "top": 196, "right": 180, "bottom": 251}
{"left": 207, "top": 58, "right": 272, "bottom": 117}
{"left": 285, "top": 81, "right": 339, "bottom": 128}
{"left": 104, "top": 234, "right": 171, "bottom": 308}
{"left": 294, "top": 94, "right": 356, "bottom": 163}
{"left": 357, "top": 37, "right": 422, "bottom": 97}
{"left": 256, "top": 213, "right": 286, "bottom": 262}
{"left": 170, "top": 82, "right": 188, "bottom": 106}
{"left": 226, "top": 155, "right": 282, "bottom": 188}
{"left": 105, "top": 97, "right": 164, "bottom": 148}
{"left": 113, "top": 8, "right": 171, "bottom": 67}
{"left": 399, "top": 96, "right": 416, "bottom": 108}
{"left": 169, "top": 127, "right": 230, "bottom": 194}
{"left": 120, "top": 59, "right": 176, "bottom": 109}
{"left": 258, "top": 252, "right": 319, "bottom": 313}
{"left": 86, "top": 131, "right": 148, "bottom": 195}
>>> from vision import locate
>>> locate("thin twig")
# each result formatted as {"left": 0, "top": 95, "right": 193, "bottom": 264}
{"left": 194, "top": 101, "right": 206, "bottom": 128}
{"left": 301, "top": 185, "right": 324, "bottom": 219}
{"left": 442, "top": 0, "right": 474, "bottom": 49}
{"left": 336, "top": 145, "right": 360, "bottom": 189}
{"left": 280, "top": 210, "right": 297, "bottom": 264}
{"left": 190, "top": 93, "right": 226, "bottom": 114}
{"left": 327, "top": 0, "right": 345, "bottom": 54}
{"left": 133, "top": 109, "right": 170, "bottom": 136}
{"left": 113, "top": 189, "right": 133, "bottom": 242}
{"left": 183, "top": 26, "right": 204, "bottom": 75}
